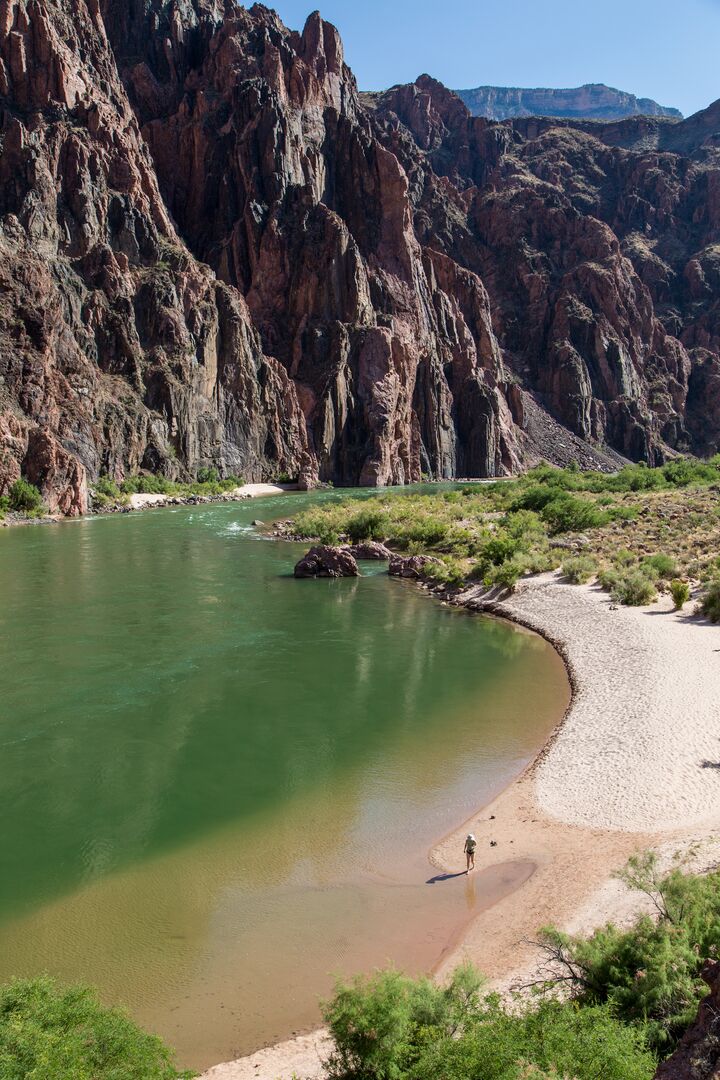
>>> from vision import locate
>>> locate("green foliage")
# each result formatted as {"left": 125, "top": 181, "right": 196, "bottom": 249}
{"left": 670, "top": 579, "right": 691, "bottom": 609}
{"left": 539, "top": 493, "right": 609, "bottom": 535}
{"left": 8, "top": 478, "right": 44, "bottom": 515}
{"left": 700, "top": 578, "right": 720, "bottom": 622}
{"left": 345, "top": 509, "right": 389, "bottom": 543}
{"left": 322, "top": 966, "right": 655, "bottom": 1080}
{"left": 196, "top": 466, "right": 219, "bottom": 484}
{"left": 481, "top": 534, "right": 519, "bottom": 566}
{"left": 607, "top": 569, "right": 657, "bottom": 606}
{"left": 536, "top": 853, "right": 720, "bottom": 1054}
{"left": 120, "top": 474, "right": 175, "bottom": 496}
{"left": 0, "top": 977, "right": 193, "bottom": 1079}
{"left": 485, "top": 559, "right": 523, "bottom": 591}
{"left": 424, "top": 556, "right": 467, "bottom": 587}
{"left": 562, "top": 555, "right": 597, "bottom": 584}
{"left": 642, "top": 553, "right": 678, "bottom": 580}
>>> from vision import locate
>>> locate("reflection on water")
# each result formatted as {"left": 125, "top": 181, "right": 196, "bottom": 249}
{"left": 0, "top": 491, "right": 569, "bottom": 1066}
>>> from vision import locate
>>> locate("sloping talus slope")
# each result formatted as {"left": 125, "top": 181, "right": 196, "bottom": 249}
{"left": 1, "top": 2, "right": 720, "bottom": 513}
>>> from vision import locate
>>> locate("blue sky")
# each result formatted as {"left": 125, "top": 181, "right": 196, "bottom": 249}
{"left": 271, "top": 0, "right": 720, "bottom": 117}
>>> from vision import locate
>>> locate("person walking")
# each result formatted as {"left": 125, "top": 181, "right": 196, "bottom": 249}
{"left": 464, "top": 833, "right": 476, "bottom": 872}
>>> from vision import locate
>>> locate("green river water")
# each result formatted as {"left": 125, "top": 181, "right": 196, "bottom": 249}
{"left": 0, "top": 490, "right": 569, "bottom": 1069}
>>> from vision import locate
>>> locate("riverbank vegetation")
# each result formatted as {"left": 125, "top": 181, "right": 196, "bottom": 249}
{"left": 291, "top": 458, "right": 720, "bottom": 606}
{"left": 0, "top": 977, "right": 192, "bottom": 1079}
{"left": 2, "top": 856, "right": 714, "bottom": 1078}
{"left": 0, "top": 478, "right": 45, "bottom": 520}
{"left": 90, "top": 470, "right": 245, "bottom": 509}
{"left": 321, "top": 854, "right": 720, "bottom": 1079}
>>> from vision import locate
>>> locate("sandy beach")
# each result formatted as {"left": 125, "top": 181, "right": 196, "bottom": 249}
{"left": 200, "top": 574, "right": 720, "bottom": 1080}
{"left": 128, "top": 483, "right": 293, "bottom": 511}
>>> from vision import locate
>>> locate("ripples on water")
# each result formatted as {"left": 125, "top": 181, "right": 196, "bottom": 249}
{"left": 0, "top": 491, "right": 569, "bottom": 1067}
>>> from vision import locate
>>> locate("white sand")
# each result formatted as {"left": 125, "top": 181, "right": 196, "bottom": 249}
{"left": 199, "top": 573, "right": 720, "bottom": 1080}
{"left": 199, "top": 1031, "right": 331, "bottom": 1080}
{"left": 496, "top": 575, "right": 720, "bottom": 832}
{"left": 128, "top": 483, "right": 292, "bottom": 510}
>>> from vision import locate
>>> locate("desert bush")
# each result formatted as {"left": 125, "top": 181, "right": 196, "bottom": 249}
{"left": 642, "top": 553, "right": 678, "bottom": 580}
{"left": 196, "top": 466, "right": 219, "bottom": 484}
{"left": 700, "top": 578, "right": 720, "bottom": 622}
{"left": 120, "top": 474, "right": 174, "bottom": 496}
{"left": 562, "top": 555, "right": 597, "bottom": 584}
{"left": 424, "top": 557, "right": 467, "bottom": 587}
{"left": 485, "top": 559, "right": 523, "bottom": 591}
{"left": 536, "top": 854, "right": 720, "bottom": 1054}
{"left": 0, "top": 977, "right": 193, "bottom": 1079}
{"left": 670, "top": 580, "right": 691, "bottom": 609}
{"left": 607, "top": 569, "right": 657, "bottom": 606}
{"left": 323, "top": 966, "right": 654, "bottom": 1080}
{"left": 345, "top": 508, "right": 388, "bottom": 543}
{"left": 539, "top": 494, "right": 608, "bottom": 535}
{"left": 481, "top": 534, "right": 519, "bottom": 566}
{"left": 8, "top": 477, "right": 43, "bottom": 514}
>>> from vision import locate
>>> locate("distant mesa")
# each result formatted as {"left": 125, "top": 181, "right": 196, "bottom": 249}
{"left": 454, "top": 83, "right": 682, "bottom": 121}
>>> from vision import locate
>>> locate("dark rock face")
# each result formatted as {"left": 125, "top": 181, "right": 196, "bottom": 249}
{"left": 654, "top": 959, "right": 720, "bottom": 1079}
{"left": 347, "top": 541, "right": 393, "bottom": 560}
{"left": 1, "top": 2, "right": 720, "bottom": 514}
{"left": 294, "top": 545, "right": 359, "bottom": 578}
{"left": 388, "top": 554, "right": 441, "bottom": 579}
{"left": 455, "top": 83, "right": 682, "bottom": 122}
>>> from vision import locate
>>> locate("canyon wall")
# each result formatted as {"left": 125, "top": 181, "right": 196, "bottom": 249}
{"left": 455, "top": 83, "right": 682, "bottom": 122}
{"left": 1, "top": 2, "right": 720, "bottom": 513}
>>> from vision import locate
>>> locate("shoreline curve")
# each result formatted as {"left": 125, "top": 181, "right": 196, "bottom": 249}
{"left": 202, "top": 571, "right": 720, "bottom": 1079}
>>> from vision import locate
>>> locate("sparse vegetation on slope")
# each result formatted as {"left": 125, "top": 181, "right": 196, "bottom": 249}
{"left": 291, "top": 459, "right": 720, "bottom": 608}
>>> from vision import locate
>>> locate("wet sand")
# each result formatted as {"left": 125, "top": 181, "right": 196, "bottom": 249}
{"left": 204, "top": 574, "right": 720, "bottom": 1079}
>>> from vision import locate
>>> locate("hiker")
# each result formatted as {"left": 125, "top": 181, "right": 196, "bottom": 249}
{"left": 464, "top": 833, "right": 476, "bottom": 872}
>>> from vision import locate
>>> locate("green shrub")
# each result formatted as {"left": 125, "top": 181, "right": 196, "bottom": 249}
{"left": 196, "top": 466, "right": 219, "bottom": 484}
{"left": 322, "top": 966, "right": 655, "bottom": 1080}
{"left": 670, "top": 580, "right": 691, "bottom": 610}
{"left": 608, "top": 569, "right": 657, "bottom": 606}
{"left": 613, "top": 548, "right": 637, "bottom": 568}
{"left": 642, "top": 553, "right": 678, "bottom": 580}
{"left": 536, "top": 853, "right": 720, "bottom": 1054}
{"left": 0, "top": 977, "right": 193, "bottom": 1079}
{"left": 481, "top": 534, "right": 519, "bottom": 566}
{"left": 539, "top": 494, "right": 608, "bottom": 535}
{"left": 562, "top": 555, "right": 597, "bottom": 584}
{"left": 701, "top": 578, "right": 720, "bottom": 622}
{"left": 345, "top": 509, "right": 388, "bottom": 543}
{"left": 8, "top": 477, "right": 43, "bottom": 514}
{"left": 486, "top": 560, "right": 523, "bottom": 591}
{"left": 425, "top": 557, "right": 467, "bottom": 587}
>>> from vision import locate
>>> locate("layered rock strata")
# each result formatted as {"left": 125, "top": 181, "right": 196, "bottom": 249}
{"left": 2, "top": 2, "right": 720, "bottom": 514}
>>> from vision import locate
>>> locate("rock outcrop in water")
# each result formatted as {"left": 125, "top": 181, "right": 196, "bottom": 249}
{"left": 2, "top": 1, "right": 720, "bottom": 513}
{"left": 294, "top": 545, "right": 359, "bottom": 578}
{"left": 455, "top": 83, "right": 682, "bottom": 122}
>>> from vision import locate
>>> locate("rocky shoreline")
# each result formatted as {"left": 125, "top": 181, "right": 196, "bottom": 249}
{"left": 0, "top": 484, "right": 299, "bottom": 529}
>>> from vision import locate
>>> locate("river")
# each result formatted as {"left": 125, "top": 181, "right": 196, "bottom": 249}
{"left": 0, "top": 489, "right": 569, "bottom": 1068}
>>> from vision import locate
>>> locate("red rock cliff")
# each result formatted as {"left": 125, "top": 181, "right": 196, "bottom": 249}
{"left": 2, "top": 1, "right": 720, "bottom": 512}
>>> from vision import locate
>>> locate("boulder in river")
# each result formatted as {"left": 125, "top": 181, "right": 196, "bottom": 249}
{"left": 294, "top": 546, "right": 360, "bottom": 579}
{"left": 346, "top": 541, "right": 393, "bottom": 560}
{"left": 388, "top": 555, "right": 441, "bottom": 580}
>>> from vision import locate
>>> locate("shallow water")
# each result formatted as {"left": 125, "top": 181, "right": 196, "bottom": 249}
{"left": 0, "top": 490, "right": 569, "bottom": 1067}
